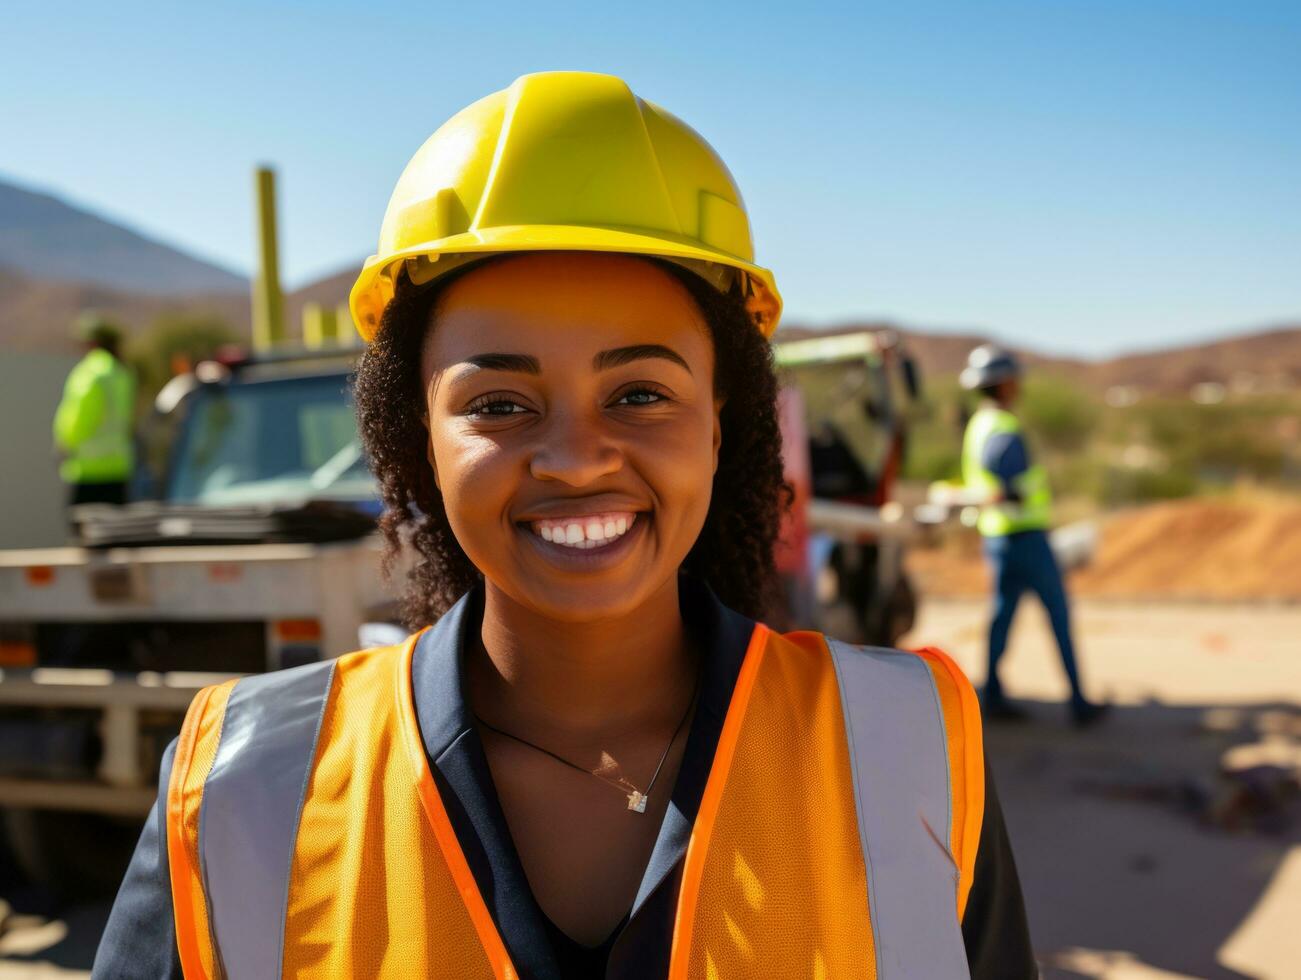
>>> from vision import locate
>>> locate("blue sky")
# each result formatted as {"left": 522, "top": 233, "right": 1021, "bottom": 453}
{"left": 3, "top": 1, "right": 1298, "bottom": 356}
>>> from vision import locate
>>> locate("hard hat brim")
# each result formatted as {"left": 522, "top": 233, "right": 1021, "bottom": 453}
{"left": 349, "top": 224, "right": 782, "bottom": 343}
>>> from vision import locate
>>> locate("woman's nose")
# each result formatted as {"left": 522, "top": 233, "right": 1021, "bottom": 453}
{"left": 528, "top": 411, "right": 623, "bottom": 487}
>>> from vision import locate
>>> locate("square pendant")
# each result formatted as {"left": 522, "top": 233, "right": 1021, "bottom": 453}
{"left": 627, "top": 791, "right": 648, "bottom": 813}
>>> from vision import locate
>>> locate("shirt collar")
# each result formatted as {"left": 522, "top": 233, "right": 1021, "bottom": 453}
{"left": 409, "top": 585, "right": 482, "bottom": 763}
{"left": 407, "top": 577, "right": 758, "bottom": 980}
{"left": 410, "top": 577, "right": 754, "bottom": 769}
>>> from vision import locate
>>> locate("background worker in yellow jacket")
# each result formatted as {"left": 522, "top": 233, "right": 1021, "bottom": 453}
{"left": 53, "top": 312, "right": 136, "bottom": 510}
{"left": 97, "top": 73, "right": 1035, "bottom": 979}
{"left": 959, "top": 344, "right": 1106, "bottom": 726}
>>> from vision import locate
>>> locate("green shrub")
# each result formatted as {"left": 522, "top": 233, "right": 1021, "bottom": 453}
{"left": 1018, "top": 374, "right": 1098, "bottom": 453}
{"left": 1099, "top": 463, "right": 1198, "bottom": 505}
{"left": 792, "top": 355, "right": 1297, "bottom": 509}
{"left": 128, "top": 313, "right": 239, "bottom": 405}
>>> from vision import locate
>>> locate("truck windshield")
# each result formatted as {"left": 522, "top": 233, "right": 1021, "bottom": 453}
{"left": 167, "top": 373, "right": 375, "bottom": 505}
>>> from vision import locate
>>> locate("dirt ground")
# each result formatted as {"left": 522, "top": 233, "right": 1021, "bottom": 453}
{"left": 903, "top": 598, "right": 1301, "bottom": 980}
{"left": 1, "top": 597, "right": 1297, "bottom": 979}
{"left": 909, "top": 498, "right": 1301, "bottom": 602}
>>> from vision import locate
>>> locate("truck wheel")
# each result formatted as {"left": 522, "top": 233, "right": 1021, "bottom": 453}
{"left": 2, "top": 808, "right": 138, "bottom": 899}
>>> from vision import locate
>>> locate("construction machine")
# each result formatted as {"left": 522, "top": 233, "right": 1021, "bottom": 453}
{"left": 773, "top": 330, "right": 922, "bottom": 646}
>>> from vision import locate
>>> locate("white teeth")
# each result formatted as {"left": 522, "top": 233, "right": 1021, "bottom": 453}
{"left": 531, "top": 513, "right": 638, "bottom": 550}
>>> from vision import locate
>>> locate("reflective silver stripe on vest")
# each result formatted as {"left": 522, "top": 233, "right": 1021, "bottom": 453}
{"left": 199, "top": 659, "right": 336, "bottom": 979}
{"left": 825, "top": 638, "right": 967, "bottom": 979}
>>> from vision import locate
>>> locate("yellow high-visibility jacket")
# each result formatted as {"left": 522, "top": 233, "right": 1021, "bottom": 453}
{"left": 961, "top": 406, "right": 1052, "bottom": 537}
{"left": 53, "top": 349, "right": 135, "bottom": 483}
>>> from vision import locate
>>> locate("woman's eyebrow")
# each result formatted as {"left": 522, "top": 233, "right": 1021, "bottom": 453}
{"left": 464, "top": 353, "right": 541, "bottom": 374}
{"left": 594, "top": 344, "right": 692, "bottom": 374}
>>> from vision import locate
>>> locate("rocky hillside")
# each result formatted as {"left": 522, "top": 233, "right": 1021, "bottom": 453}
{"left": 0, "top": 266, "right": 249, "bottom": 351}
{"left": 282, "top": 264, "right": 358, "bottom": 336}
{"left": 271, "top": 270, "right": 1301, "bottom": 394}
{"left": 777, "top": 322, "right": 1301, "bottom": 394}
{"left": 1, "top": 175, "right": 1295, "bottom": 388}
{"left": 0, "top": 178, "right": 246, "bottom": 296}
{"left": 1084, "top": 327, "right": 1301, "bottom": 393}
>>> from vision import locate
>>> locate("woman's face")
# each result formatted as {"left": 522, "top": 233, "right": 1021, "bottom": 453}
{"left": 421, "top": 252, "right": 722, "bottom": 622}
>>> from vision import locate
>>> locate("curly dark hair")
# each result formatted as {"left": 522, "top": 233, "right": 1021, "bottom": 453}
{"left": 352, "top": 255, "right": 790, "bottom": 627}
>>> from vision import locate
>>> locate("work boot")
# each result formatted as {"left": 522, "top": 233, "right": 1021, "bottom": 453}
{"left": 1071, "top": 700, "right": 1111, "bottom": 728}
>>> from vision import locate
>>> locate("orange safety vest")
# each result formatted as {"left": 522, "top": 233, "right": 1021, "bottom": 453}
{"left": 167, "top": 627, "right": 983, "bottom": 978}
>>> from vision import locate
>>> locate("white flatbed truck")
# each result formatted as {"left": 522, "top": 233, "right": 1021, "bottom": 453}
{"left": 0, "top": 349, "right": 400, "bottom": 888}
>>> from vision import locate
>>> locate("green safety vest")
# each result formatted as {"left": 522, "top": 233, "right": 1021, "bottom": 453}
{"left": 961, "top": 405, "right": 1052, "bottom": 537}
{"left": 53, "top": 349, "right": 136, "bottom": 484}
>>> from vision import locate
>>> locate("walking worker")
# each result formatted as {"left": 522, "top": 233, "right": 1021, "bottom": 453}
{"left": 96, "top": 73, "right": 1035, "bottom": 979}
{"left": 53, "top": 312, "right": 136, "bottom": 509}
{"left": 959, "top": 344, "right": 1106, "bottom": 726}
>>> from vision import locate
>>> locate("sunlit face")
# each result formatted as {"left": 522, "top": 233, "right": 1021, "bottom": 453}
{"left": 421, "top": 252, "right": 722, "bottom": 622}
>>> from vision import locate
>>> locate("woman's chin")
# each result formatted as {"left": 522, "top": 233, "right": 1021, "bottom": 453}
{"left": 504, "top": 574, "right": 669, "bottom": 625}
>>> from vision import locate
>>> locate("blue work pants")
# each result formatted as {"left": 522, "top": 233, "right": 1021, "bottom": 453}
{"left": 982, "top": 529, "right": 1086, "bottom": 708}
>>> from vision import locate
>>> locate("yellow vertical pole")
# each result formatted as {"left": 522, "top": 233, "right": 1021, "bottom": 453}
{"left": 301, "top": 303, "right": 339, "bottom": 349}
{"left": 251, "top": 166, "right": 285, "bottom": 352}
{"left": 337, "top": 302, "right": 361, "bottom": 347}
{"left": 302, "top": 303, "right": 324, "bottom": 349}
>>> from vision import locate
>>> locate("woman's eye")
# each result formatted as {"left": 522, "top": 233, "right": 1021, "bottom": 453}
{"left": 616, "top": 387, "right": 667, "bottom": 407}
{"left": 466, "top": 397, "right": 528, "bottom": 417}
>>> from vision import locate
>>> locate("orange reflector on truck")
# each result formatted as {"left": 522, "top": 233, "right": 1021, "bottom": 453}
{"left": 275, "top": 619, "right": 322, "bottom": 643}
{"left": 0, "top": 642, "right": 36, "bottom": 667}
{"left": 25, "top": 566, "right": 55, "bottom": 587}
{"left": 207, "top": 563, "right": 242, "bottom": 583}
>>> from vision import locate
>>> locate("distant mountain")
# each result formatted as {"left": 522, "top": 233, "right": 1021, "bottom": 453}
{"left": 0, "top": 177, "right": 247, "bottom": 296}
{"left": 777, "top": 322, "right": 1301, "bottom": 395}
{"left": 3, "top": 194, "right": 1296, "bottom": 397}
{"left": 284, "top": 267, "right": 1298, "bottom": 395}
{"left": 284, "top": 265, "right": 359, "bottom": 335}
{"left": 0, "top": 266, "right": 249, "bottom": 351}
{"left": 0, "top": 256, "right": 361, "bottom": 353}
{"left": 1082, "top": 326, "right": 1301, "bottom": 393}
{"left": 0, "top": 257, "right": 364, "bottom": 353}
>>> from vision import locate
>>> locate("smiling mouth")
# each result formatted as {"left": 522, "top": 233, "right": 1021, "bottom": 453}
{"left": 528, "top": 512, "right": 639, "bottom": 551}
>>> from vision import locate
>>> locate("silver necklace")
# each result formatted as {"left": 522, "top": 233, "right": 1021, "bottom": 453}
{"left": 475, "top": 677, "right": 698, "bottom": 813}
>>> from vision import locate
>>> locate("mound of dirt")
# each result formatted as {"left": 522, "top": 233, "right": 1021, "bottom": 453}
{"left": 908, "top": 498, "right": 1301, "bottom": 601}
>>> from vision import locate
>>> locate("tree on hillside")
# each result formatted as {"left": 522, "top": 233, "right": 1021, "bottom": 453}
{"left": 128, "top": 313, "right": 239, "bottom": 404}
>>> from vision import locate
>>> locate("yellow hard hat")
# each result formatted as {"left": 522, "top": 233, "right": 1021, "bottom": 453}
{"left": 349, "top": 71, "right": 781, "bottom": 342}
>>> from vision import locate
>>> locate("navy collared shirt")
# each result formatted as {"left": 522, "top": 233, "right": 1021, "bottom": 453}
{"left": 94, "top": 580, "right": 1035, "bottom": 979}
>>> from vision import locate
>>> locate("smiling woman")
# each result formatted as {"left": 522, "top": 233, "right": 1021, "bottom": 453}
{"left": 95, "top": 72, "right": 1035, "bottom": 980}
{"left": 355, "top": 251, "right": 786, "bottom": 626}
